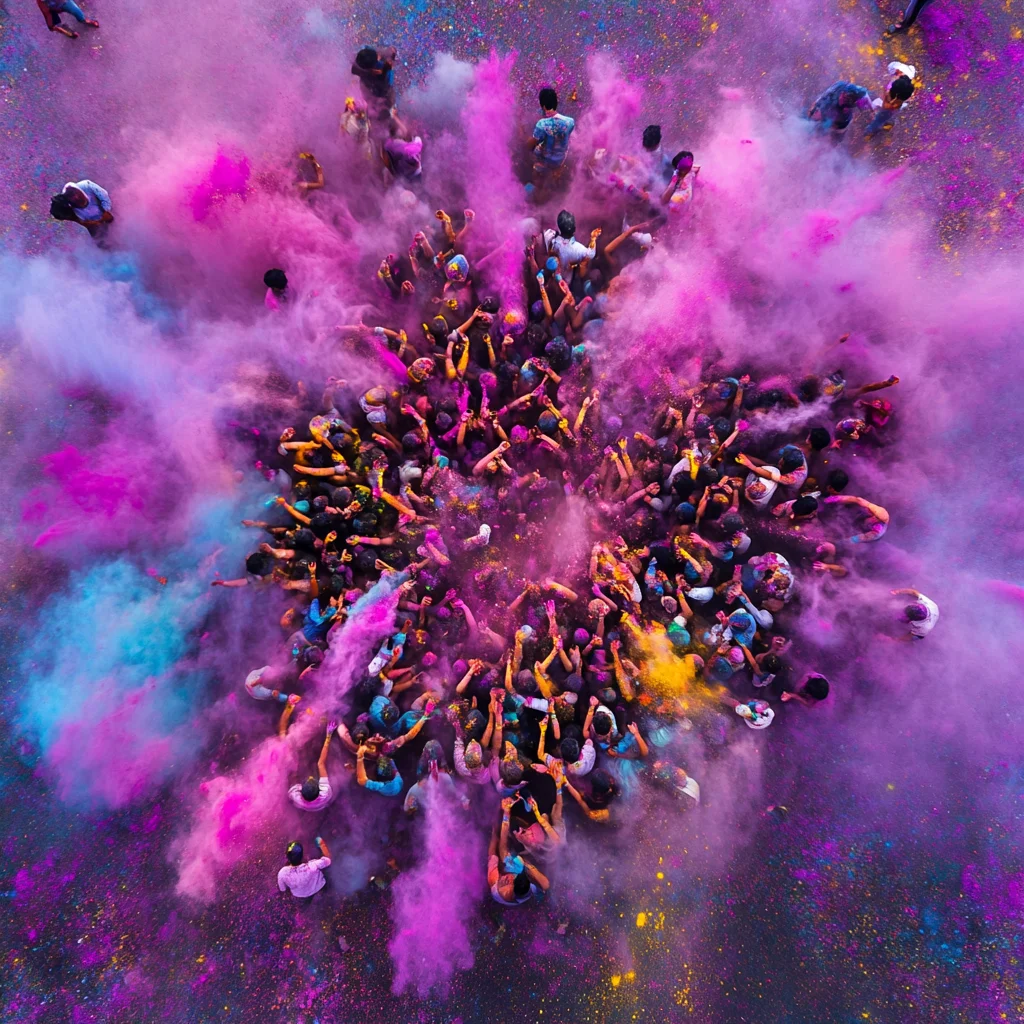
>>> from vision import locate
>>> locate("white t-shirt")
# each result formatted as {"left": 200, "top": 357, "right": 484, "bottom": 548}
{"left": 277, "top": 856, "right": 330, "bottom": 897}
{"left": 737, "top": 704, "right": 775, "bottom": 730}
{"left": 544, "top": 737, "right": 596, "bottom": 779}
{"left": 64, "top": 180, "right": 111, "bottom": 222}
{"left": 288, "top": 775, "right": 334, "bottom": 811}
{"left": 676, "top": 774, "right": 700, "bottom": 805}
{"left": 745, "top": 466, "right": 781, "bottom": 508}
{"left": 543, "top": 229, "right": 596, "bottom": 279}
{"left": 909, "top": 595, "right": 939, "bottom": 638}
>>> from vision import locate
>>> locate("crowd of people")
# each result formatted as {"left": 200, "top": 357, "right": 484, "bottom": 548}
{"left": 42, "top": 30, "right": 941, "bottom": 906}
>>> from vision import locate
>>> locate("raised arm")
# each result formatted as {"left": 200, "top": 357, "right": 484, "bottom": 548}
{"left": 278, "top": 693, "right": 301, "bottom": 737}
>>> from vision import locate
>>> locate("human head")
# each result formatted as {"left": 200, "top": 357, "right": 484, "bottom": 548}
{"left": 539, "top": 87, "right": 558, "bottom": 112}
{"left": 761, "top": 654, "right": 782, "bottom": 674}
{"left": 350, "top": 721, "right": 370, "bottom": 746}
{"left": 513, "top": 871, "right": 532, "bottom": 898}
{"left": 378, "top": 699, "right": 399, "bottom": 725}
{"left": 564, "top": 672, "right": 584, "bottom": 693}
{"left": 826, "top": 469, "right": 849, "bottom": 494}
{"left": 721, "top": 512, "right": 745, "bottom": 536}
{"left": 890, "top": 75, "right": 915, "bottom": 103}
{"left": 263, "top": 268, "right": 288, "bottom": 292}
{"left": 355, "top": 46, "right": 378, "bottom": 69}
{"left": 593, "top": 711, "right": 614, "bottom": 737}
{"left": 590, "top": 769, "right": 617, "bottom": 805}
{"left": 642, "top": 124, "right": 662, "bottom": 151}
{"left": 905, "top": 603, "right": 928, "bottom": 622}
{"left": 560, "top": 737, "right": 580, "bottom": 764}
{"left": 779, "top": 446, "right": 805, "bottom": 472}
{"left": 675, "top": 501, "right": 697, "bottom": 525}
{"left": 376, "top": 756, "right": 397, "bottom": 781}
{"left": 286, "top": 841, "right": 303, "bottom": 866}
{"left": 300, "top": 777, "right": 320, "bottom": 802}
{"left": 445, "top": 254, "right": 469, "bottom": 283}
{"left": 791, "top": 495, "right": 818, "bottom": 518}
{"left": 62, "top": 184, "right": 89, "bottom": 209}
{"left": 499, "top": 760, "right": 523, "bottom": 787}
{"left": 245, "top": 551, "right": 274, "bottom": 578}
{"left": 419, "top": 739, "right": 445, "bottom": 775}
{"left": 672, "top": 150, "right": 694, "bottom": 174}
{"left": 809, "top": 426, "right": 831, "bottom": 451}
{"left": 803, "top": 674, "right": 830, "bottom": 701}
{"left": 463, "top": 739, "right": 483, "bottom": 770}
{"left": 556, "top": 209, "right": 576, "bottom": 239}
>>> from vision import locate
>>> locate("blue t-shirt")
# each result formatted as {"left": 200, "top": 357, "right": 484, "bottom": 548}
{"left": 302, "top": 599, "right": 336, "bottom": 642}
{"left": 364, "top": 773, "right": 403, "bottom": 796}
{"left": 533, "top": 114, "right": 576, "bottom": 166}
{"left": 812, "top": 82, "right": 869, "bottom": 126}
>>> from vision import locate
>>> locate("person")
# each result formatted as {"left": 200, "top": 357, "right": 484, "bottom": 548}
{"left": 532, "top": 88, "right": 575, "bottom": 179}
{"left": 892, "top": 588, "right": 939, "bottom": 639}
{"left": 865, "top": 65, "right": 916, "bottom": 137}
{"left": 543, "top": 210, "right": 599, "bottom": 282}
{"left": 356, "top": 744, "right": 404, "bottom": 797}
{"left": 823, "top": 493, "right": 890, "bottom": 543}
{"left": 288, "top": 720, "right": 337, "bottom": 811}
{"left": 296, "top": 152, "right": 324, "bottom": 193}
{"left": 382, "top": 117, "right": 423, "bottom": 182}
{"left": 889, "top": 0, "right": 936, "bottom": 33}
{"left": 352, "top": 45, "right": 397, "bottom": 119}
{"left": 487, "top": 799, "right": 550, "bottom": 905}
{"left": 50, "top": 180, "right": 113, "bottom": 240}
{"left": 36, "top": 0, "right": 99, "bottom": 39}
{"left": 277, "top": 837, "right": 331, "bottom": 898}
{"left": 245, "top": 665, "right": 297, "bottom": 704}
{"left": 264, "top": 269, "right": 289, "bottom": 310}
{"left": 660, "top": 151, "right": 700, "bottom": 211}
{"left": 808, "top": 81, "right": 874, "bottom": 135}
{"left": 781, "top": 673, "right": 830, "bottom": 706}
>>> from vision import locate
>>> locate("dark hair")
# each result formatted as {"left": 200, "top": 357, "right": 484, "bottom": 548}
{"left": 762, "top": 653, "right": 782, "bottom": 674}
{"left": 590, "top": 769, "right": 617, "bottom": 804}
{"left": 301, "top": 777, "right": 320, "bottom": 802}
{"left": 286, "top": 841, "right": 303, "bottom": 865}
{"left": 50, "top": 193, "right": 79, "bottom": 221}
{"left": 464, "top": 709, "right": 486, "bottom": 741}
{"left": 379, "top": 700, "right": 399, "bottom": 725}
{"left": 675, "top": 501, "right": 697, "bottom": 524}
{"left": 478, "top": 295, "right": 500, "bottom": 314}
{"left": 826, "top": 469, "right": 849, "bottom": 493}
{"left": 803, "top": 674, "right": 830, "bottom": 701}
{"left": 560, "top": 737, "right": 580, "bottom": 763}
{"left": 513, "top": 871, "right": 532, "bottom": 897}
{"left": 500, "top": 760, "right": 523, "bottom": 787}
{"left": 564, "top": 672, "right": 584, "bottom": 693}
{"left": 695, "top": 465, "right": 720, "bottom": 489}
{"left": 642, "top": 124, "right": 662, "bottom": 150}
{"left": 263, "top": 268, "right": 288, "bottom": 291}
{"left": 245, "top": 552, "right": 274, "bottom": 577}
{"left": 809, "top": 427, "right": 831, "bottom": 451}
{"left": 671, "top": 150, "right": 694, "bottom": 168}
{"left": 905, "top": 604, "right": 928, "bottom": 621}
{"left": 418, "top": 739, "right": 445, "bottom": 775}
{"left": 350, "top": 721, "right": 370, "bottom": 745}
{"left": 355, "top": 46, "right": 378, "bottom": 69}
{"left": 890, "top": 75, "right": 915, "bottom": 102}
{"left": 593, "top": 711, "right": 614, "bottom": 736}
{"left": 545, "top": 338, "right": 571, "bottom": 372}
{"left": 556, "top": 209, "right": 576, "bottom": 238}
{"left": 721, "top": 512, "right": 745, "bottom": 535}
{"left": 539, "top": 87, "right": 558, "bottom": 111}
{"left": 792, "top": 495, "right": 818, "bottom": 517}
{"left": 779, "top": 448, "right": 805, "bottom": 472}
{"left": 712, "top": 416, "right": 732, "bottom": 439}
{"left": 376, "top": 756, "right": 397, "bottom": 781}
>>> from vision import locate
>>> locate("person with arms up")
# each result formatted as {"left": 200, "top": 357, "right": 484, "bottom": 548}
{"left": 277, "top": 837, "right": 331, "bottom": 899}
{"left": 288, "top": 720, "right": 337, "bottom": 811}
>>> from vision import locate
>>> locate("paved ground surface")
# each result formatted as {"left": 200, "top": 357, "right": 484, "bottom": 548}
{"left": 1, "top": 2, "right": 1023, "bottom": 1022}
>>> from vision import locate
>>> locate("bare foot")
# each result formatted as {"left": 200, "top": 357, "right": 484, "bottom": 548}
{"left": 85, "top": 18, "right": 100, "bottom": 27}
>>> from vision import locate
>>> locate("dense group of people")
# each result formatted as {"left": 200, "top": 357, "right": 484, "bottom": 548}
{"left": 41, "top": 23, "right": 940, "bottom": 905}
{"left": 202, "top": 50, "right": 940, "bottom": 903}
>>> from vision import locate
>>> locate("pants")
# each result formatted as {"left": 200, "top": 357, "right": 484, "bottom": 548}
{"left": 896, "top": 0, "right": 935, "bottom": 29}
{"left": 53, "top": 1, "right": 87, "bottom": 23}
{"left": 865, "top": 107, "right": 896, "bottom": 136}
